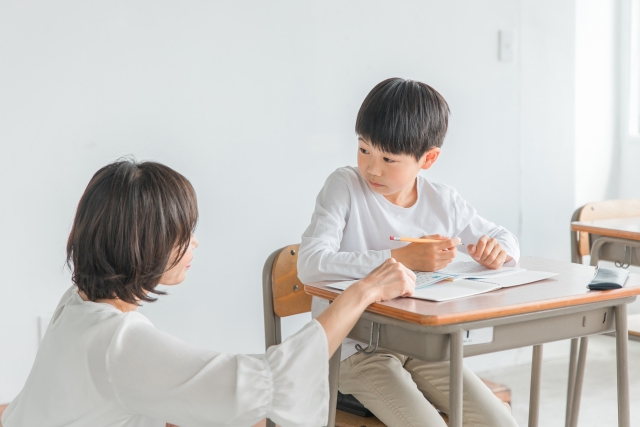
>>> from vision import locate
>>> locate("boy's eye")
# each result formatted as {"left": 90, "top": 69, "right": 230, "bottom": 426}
{"left": 359, "top": 147, "right": 369, "bottom": 154}
{"left": 383, "top": 157, "right": 395, "bottom": 163}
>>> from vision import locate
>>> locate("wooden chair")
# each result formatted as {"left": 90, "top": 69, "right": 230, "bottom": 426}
{"left": 262, "top": 244, "right": 387, "bottom": 427}
{"left": 570, "top": 199, "right": 640, "bottom": 265}
{"left": 262, "top": 244, "right": 511, "bottom": 427}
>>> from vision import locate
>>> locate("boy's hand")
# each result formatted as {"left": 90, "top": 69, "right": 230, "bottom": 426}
{"left": 390, "top": 234, "right": 460, "bottom": 272}
{"left": 468, "top": 236, "right": 510, "bottom": 270}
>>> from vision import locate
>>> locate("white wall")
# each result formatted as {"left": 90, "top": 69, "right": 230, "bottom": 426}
{"left": 0, "top": 0, "right": 580, "bottom": 402}
{"left": 519, "top": 0, "right": 576, "bottom": 261}
{"left": 467, "top": 0, "right": 579, "bottom": 373}
{"left": 574, "top": 0, "right": 619, "bottom": 208}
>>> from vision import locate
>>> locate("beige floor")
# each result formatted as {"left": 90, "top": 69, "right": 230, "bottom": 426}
{"left": 480, "top": 334, "right": 640, "bottom": 427}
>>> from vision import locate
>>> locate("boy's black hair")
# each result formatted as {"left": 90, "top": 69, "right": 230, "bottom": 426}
{"left": 356, "top": 78, "right": 450, "bottom": 160}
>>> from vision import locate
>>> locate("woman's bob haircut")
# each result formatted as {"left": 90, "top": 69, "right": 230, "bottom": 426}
{"left": 66, "top": 159, "right": 198, "bottom": 305}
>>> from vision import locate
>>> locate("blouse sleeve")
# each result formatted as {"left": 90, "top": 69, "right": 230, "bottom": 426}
{"left": 105, "top": 314, "right": 329, "bottom": 427}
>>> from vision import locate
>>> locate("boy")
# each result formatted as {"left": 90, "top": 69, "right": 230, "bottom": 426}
{"left": 298, "top": 78, "right": 520, "bottom": 427}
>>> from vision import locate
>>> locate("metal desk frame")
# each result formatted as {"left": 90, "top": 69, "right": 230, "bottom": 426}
{"left": 311, "top": 295, "right": 634, "bottom": 427}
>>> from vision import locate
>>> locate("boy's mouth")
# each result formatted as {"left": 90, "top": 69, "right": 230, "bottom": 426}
{"left": 368, "top": 180, "right": 384, "bottom": 188}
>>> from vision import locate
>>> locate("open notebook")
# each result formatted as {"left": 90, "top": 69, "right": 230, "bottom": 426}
{"left": 326, "top": 262, "right": 558, "bottom": 302}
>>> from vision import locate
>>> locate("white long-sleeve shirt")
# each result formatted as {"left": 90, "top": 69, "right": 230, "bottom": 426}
{"left": 2, "top": 286, "right": 329, "bottom": 427}
{"left": 298, "top": 166, "right": 520, "bottom": 359}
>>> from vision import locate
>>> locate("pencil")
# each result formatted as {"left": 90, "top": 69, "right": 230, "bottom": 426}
{"left": 390, "top": 236, "right": 463, "bottom": 245}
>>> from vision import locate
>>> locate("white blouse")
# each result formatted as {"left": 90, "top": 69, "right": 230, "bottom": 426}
{"left": 2, "top": 286, "right": 329, "bottom": 427}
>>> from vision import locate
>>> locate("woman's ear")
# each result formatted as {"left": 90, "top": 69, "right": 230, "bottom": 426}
{"left": 420, "top": 147, "right": 441, "bottom": 170}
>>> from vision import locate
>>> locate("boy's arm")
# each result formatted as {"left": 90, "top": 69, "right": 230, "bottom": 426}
{"left": 298, "top": 171, "right": 389, "bottom": 283}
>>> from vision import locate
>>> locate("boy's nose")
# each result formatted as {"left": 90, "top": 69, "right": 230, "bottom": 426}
{"left": 367, "top": 160, "right": 383, "bottom": 177}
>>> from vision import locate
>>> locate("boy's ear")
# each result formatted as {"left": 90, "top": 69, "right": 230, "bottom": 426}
{"left": 420, "top": 147, "right": 441, "bottom": 170}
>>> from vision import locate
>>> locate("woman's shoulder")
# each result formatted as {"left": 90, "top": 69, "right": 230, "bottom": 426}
{"left": 48, "top": 287, "right": 156, "bottom": 354}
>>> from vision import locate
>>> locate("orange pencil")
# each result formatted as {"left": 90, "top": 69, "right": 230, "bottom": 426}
{"left": 390, "top": 236, "right": 463, "bottom": 245}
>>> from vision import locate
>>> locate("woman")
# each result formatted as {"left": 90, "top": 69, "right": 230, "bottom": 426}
{"left": 1, "top": 160, "right": 415, "bottom": 427}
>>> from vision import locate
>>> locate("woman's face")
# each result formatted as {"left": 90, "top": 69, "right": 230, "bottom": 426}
{"left": 159, "top": 235, "right": 199, "bottom": 286}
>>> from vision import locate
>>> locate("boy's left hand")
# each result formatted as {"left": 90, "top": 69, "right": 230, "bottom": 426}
{"left": 468, "top": 236, "right": 511, "bottom": 270}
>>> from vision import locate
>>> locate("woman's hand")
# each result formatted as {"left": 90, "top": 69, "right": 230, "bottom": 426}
{"left": 315, "top": 258, "right": 416, "bottom": 357}
{"left": 357, "top": 258, "right": 416, "bottom": 303}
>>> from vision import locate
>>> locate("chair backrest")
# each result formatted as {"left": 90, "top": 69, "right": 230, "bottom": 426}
{"left": 572, "top": 199, "right": 640, "bottom": 258}
{"left": 271, "top": 244, "right": 312, "bottom": 317}
{"left": 262, "top": 244, "right": 312, "bottom": 350}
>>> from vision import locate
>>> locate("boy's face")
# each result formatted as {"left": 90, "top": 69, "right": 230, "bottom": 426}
{"left": 357, "top": 136, "right": 439, "bottom": 202}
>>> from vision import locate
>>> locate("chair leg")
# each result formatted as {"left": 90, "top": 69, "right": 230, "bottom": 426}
{"left": 570, "top": 229, "right": 582, "bottom": 264}
{"left": 325, "top": 345, "right": 342, "bottom": 427}
{"left": 263, "top": 248, "right": 283, "bottom": 349}
{"left": 263, "top": 248, "right": 283, "bottom": 427}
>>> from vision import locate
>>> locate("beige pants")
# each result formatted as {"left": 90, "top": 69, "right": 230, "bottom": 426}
{"left": 339, "top": 349, "right": 519, "bottom": 427}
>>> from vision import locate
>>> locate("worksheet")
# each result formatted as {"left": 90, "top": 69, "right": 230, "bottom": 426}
{"left": 325, "top": 269, "right": 558, "bottom": 301}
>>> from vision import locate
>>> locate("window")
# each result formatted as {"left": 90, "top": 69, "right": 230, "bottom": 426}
{"left": 627, "top": 0, "right": 640, "bottom": 137}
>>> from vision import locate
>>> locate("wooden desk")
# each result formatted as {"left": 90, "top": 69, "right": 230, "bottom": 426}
{"left": 571, "top": 217, "right": 640, "bottom": 269}
{"left": 572, "top": 216, "right": 640, "bottom": 340}
{"left": 571, "top": 216, "right": 640, "bottom": 241}
{"left": 306, "top": 257, "right": 640, "bottom": 427}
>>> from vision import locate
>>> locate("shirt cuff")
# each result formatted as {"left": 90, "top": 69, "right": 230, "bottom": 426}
{"left": 266, "top": 319, "right": 329, "bottom": 426}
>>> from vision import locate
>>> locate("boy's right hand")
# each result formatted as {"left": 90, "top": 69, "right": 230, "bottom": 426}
{"left": 390, "top": 234, "right": 460, "bottom": 272}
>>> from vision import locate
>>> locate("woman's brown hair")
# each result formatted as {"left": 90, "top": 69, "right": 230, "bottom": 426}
{"left": 66, "top": 159, "right": 198, "bottom": 304}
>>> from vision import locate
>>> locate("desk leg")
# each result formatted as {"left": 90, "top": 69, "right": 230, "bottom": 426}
{"left": 568, "top": 337, "right": 589, "bottom": 427}
{"left": 615, "top": 304, "right": 630, "bottom": 427}
{"left": 528, "top": 345, "right": 543, "bottom": 427}
{"left": 325, "top": 345, "right": 341, "bottom": 427}
{"left": 565, "top": 338, "right": 579, "bottom": 427}
{"left": 450, "top": 330, "right": 463, "bottom": 427}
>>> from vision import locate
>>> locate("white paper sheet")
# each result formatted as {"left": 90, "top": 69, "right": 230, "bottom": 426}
{"left": 472, "top": 270, "right": 558, "bottom": 287}
{"left": 324, "top": 270, "right": 558, "bottom": 302}
{"left": 436, "top": 261, "right": 524, "bottom": 279}
{"left": 411, "top": 279, "right": 501, "bottom": 302}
